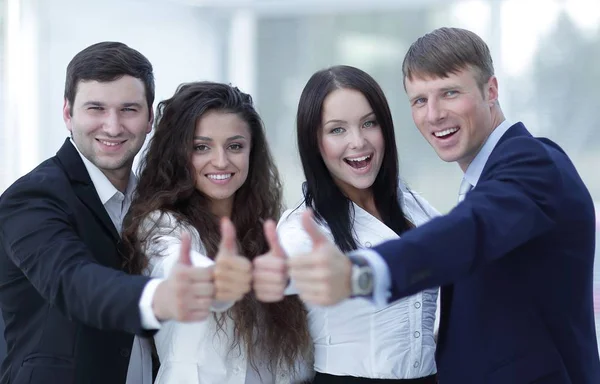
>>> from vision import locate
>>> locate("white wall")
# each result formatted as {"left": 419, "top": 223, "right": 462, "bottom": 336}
{"left": 3, "top": 0, "right": 227, "bottom": 189}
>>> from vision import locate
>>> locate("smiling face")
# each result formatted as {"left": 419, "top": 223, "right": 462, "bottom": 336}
{"left": 405, "top": 66, "right": 498, "bottom": 171}
{"left": 63, "top": 75, "right": 152, "bottom": 182}
{"left": 191, "top": 110, "right": 251, "bottom": 216}
{"left": 319, "top": 88, "right": 385, "bottom": 198}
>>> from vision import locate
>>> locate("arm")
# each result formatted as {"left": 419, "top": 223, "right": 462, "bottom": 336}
{"left": 276, "top": 210, "right": 317, "bottom": 296}
{"left": 0, "top": 179, "right": 150, "bottom": 335}
{"left": 141, "top": 211, "right": 233, "bottom": 312}
{"left": 377, "top": 137, "right": 562, "bottom": 301}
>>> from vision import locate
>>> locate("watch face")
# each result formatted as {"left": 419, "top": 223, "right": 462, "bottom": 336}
{"left": 358, "top": 271, "right": 371, "bottom": 290}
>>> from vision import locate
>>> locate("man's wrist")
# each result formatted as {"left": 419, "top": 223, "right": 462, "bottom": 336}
{"left": 348, "top": 256, "right": 374, "bottom": 297}
{"left": 151, "top": 280, "right": 170, "bottom": 322}
{"left": 140, "top": 278, "right": 165, "bottom": 330}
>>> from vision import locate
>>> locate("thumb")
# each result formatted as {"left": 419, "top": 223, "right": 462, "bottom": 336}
{"left": 263, "top": 219, "right": 286, "bottom": 259}
{"left": 218, "top": 217, "right": 238, "bottom": 257}
{"left": 178, "top": 231, "right": 193, "bottom": 266}
{"left": 301, "top": 209, "right": 328, "bottom": 248}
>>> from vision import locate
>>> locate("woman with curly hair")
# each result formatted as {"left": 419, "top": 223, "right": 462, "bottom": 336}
{"left": 123, "top": 82, "right": 313, "bottom": 383}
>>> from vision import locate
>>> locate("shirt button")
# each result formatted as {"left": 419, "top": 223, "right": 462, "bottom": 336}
{"left": 414, "top": 361, "right": 420, "bottom": 368}
{"left": 365, "top": 242, "right": 372, "bottom": 248}
{"left": 233, "top": 367, "right": 241, "bottom": 374}
{"left": 119, "top": 347, "right": 130, "bottom": 357}
{"left": 414, "top": 301, "right": 421, "bottom": 309}
{"left": 414, "top": 331, "right": 421, "bottom": 338}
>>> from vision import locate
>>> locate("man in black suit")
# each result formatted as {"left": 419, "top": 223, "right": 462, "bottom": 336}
{"left": 0, "top": 316, "right": 5, "bottom": 365}
{"left": 0, "top": 42, "right": 220, "bottom": 384}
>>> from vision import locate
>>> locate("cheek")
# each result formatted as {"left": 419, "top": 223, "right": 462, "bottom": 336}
{"left": 191, "top": 156, "right": 206, "bottom": 176}
{"left": 369, "top": 130, "right": 385, "bottom": 154}
{"left": 236, "top": 153, "right": 251, "bottom": 179}
{"left": 319, "top": 136, "right": 341, "bottom": 166}
{"left": 411, "top": 110, "right": 428, "bottom": 134}
{"left": 129, "top": 119, "right": 152, "bottom": 135}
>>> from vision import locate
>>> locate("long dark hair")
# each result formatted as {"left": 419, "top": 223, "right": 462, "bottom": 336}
{"left": 122, "top": 82, "right": 311, "bottom": 374}
{"left": 296, "top": 65, "right": 412, "bottom": 252}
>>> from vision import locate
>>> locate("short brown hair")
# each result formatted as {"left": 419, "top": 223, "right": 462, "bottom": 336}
{"left": 402, "top": 27, "right": 494, "bottom": 89}
{"left": 64, "top": 42, "right": 155, "bottom": 118}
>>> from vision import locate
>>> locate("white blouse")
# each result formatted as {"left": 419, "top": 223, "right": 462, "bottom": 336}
{"left": 129, "top": 211, "right": 311, "bottom": 384}
{"left": 277, "top": 189, "right": 439, "bottom": 379}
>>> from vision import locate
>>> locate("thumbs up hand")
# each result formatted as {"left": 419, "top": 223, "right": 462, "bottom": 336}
{"left": 287, "top": 209, "right": 352, "bottom": 306}
{"left": 253, "top": 219, "right": 288, "bottom": 303}
{"left": 153, "top": 232, "right": 215, "bottom": 322}
{"left": 214, "top": 218, "right": 252, "bottom": 302}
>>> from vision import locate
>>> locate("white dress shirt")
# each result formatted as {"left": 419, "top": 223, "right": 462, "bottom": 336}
{"left": 277, "top": 188, "right": 439, "bottom": 379}
{"left": 360, "top": 120, "right": 513, "bottom": 308}
{"left": 70, "top": 139, "right": 162, "bottom": 384}
{"left": 129, "top": 210, "right": 312, "bottom": 384}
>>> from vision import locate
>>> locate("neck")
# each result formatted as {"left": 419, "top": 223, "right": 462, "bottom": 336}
{"left": 103, "top": 169, "right": 131, "bottom": 193}
{"left": 210, "top": 198, "right": 233, "bottom": 218}
{"left": 458, "top": 105, "right": 506, "bottom": 173}
{"left": 490, "top": 104, "right": 506, "bottom": 133}
{"left": 345, "top": 188, "right": 381, "bottom": 220}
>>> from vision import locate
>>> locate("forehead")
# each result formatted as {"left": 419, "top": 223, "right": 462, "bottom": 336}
{"left": 73, "top": 75, "right": 146, "bottom": 105}
{"left": 195, "top": 110, "right": 250, "bottom": 138}
{"left": 404, "top": 67, "right": 479, "bottom": 95}
{"left": 322, "top": 88, "right": 372, "bottom": 121}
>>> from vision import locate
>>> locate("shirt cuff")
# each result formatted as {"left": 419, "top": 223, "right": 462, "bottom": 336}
{"left": 139, "top": 278, "right": 164, "bottom": 330}
{"left": 348, "top": 248, "right": 391, "bottom": 307}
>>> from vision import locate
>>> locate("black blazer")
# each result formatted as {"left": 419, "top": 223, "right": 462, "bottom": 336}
{"left": 0, "top": 139, "right": 152, "bottom": 384}
{"left": 374, "top": 123, "right": 600, "bottom": 383}
{"left": 0, "top": 316, "right": 5, "bottom": 366}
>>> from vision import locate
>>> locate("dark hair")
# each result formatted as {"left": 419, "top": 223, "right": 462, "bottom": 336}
{"left": 296, "top": 65, "right": 412, "bottom": 252}
{"left": 122, "top": 82, "right": 311, "bottom": 375}
{"left": 402, "top": 27, "right": 494, "bottom": 90}
{"left": 64, "top": 41, "right": 155, "bottom": 118}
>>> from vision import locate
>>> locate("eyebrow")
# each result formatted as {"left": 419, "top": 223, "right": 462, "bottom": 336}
{"left": 323, "top": 111, "right": 375, "bottom": 125}
{"left": 82, "top": 101, "right": 144, "bottom": 108}
{"left": 193, "top": 135, "right": 247, "bottom": 141}
{"left": 409, "top": 85, "right": 462, "bottom": 103}
{"left": 439, "top": 85, "right": 461, "bottom": 93}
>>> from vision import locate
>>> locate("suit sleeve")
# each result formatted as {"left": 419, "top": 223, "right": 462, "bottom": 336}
{"left": 376, "top": 137, "right": 564, "bottom": 301}
{"left": 0, "top": 178, "right": 152, "bottom": 335}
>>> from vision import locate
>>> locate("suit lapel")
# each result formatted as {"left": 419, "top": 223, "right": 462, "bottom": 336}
{"left": 437, "top": 124, "right": 532, "bottom": 355}
{"left": 55, "top": 139, "right": 121, "bottom": 242}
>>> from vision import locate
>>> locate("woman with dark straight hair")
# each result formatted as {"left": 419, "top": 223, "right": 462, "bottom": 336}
{"left": 123, "top": 82, "right": 313, "bottom": 383}
{"left": 277, "top": 66, "right": 439, "bottom": 383}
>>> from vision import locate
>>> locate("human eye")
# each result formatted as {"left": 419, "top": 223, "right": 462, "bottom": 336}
{"left": 228, "top": 143, "right": 243, "bottom": 151}
{"left": 193, "top": 144, "right": 209, "bottom": 152}
{"left": 330, "top": 127, "right": 345, "bottom": 135}
{"left": 122, "top": 107, "right": 138, "bottom": 112}
{"left": 444, "top": 90, "right": 458, "bottom": 97}
{"left": 412, "top": 98, "right": 426, "bottom": 107}
{"left": 363, "top": 120, "right": 378, "bottom": 128}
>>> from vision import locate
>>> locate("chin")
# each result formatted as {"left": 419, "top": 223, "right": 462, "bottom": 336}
{"left": 433, "top": 149, "right": 461, "bottom": 164}
{"left": 349, "top": 180, "right": 376, "bottom": 191}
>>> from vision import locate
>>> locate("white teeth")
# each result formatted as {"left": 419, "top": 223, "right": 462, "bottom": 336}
{"left": 434, "top": 127, "right": 459, "bottom": 137}
{"left": 207, "top": 174, "right": 232, "bottom": 180}
{"left": 346, "top": 155, "right": 371, "bottom": 162}
{"left": 99, "top": 140, "right": 120, "bottom": 146}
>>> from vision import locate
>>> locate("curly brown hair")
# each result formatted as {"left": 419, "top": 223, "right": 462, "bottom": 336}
{"left": 122, "top": 82, "right": 312, "bottom": 376}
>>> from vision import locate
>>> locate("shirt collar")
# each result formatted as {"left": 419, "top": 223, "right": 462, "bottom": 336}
{"left": 70, "top": 138, "right": 136, "bottom": 205}
{"left": 464, "top": 119, "right": 513, "bottom": 187}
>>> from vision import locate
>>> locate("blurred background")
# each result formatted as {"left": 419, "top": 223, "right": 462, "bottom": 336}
{"left": 0, "top": 0, "right": 599, "bottom": 359}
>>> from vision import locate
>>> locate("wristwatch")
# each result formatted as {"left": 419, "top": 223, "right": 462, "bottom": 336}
{"left": 350, "top": 257, "right": 374, "bottom": 297}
